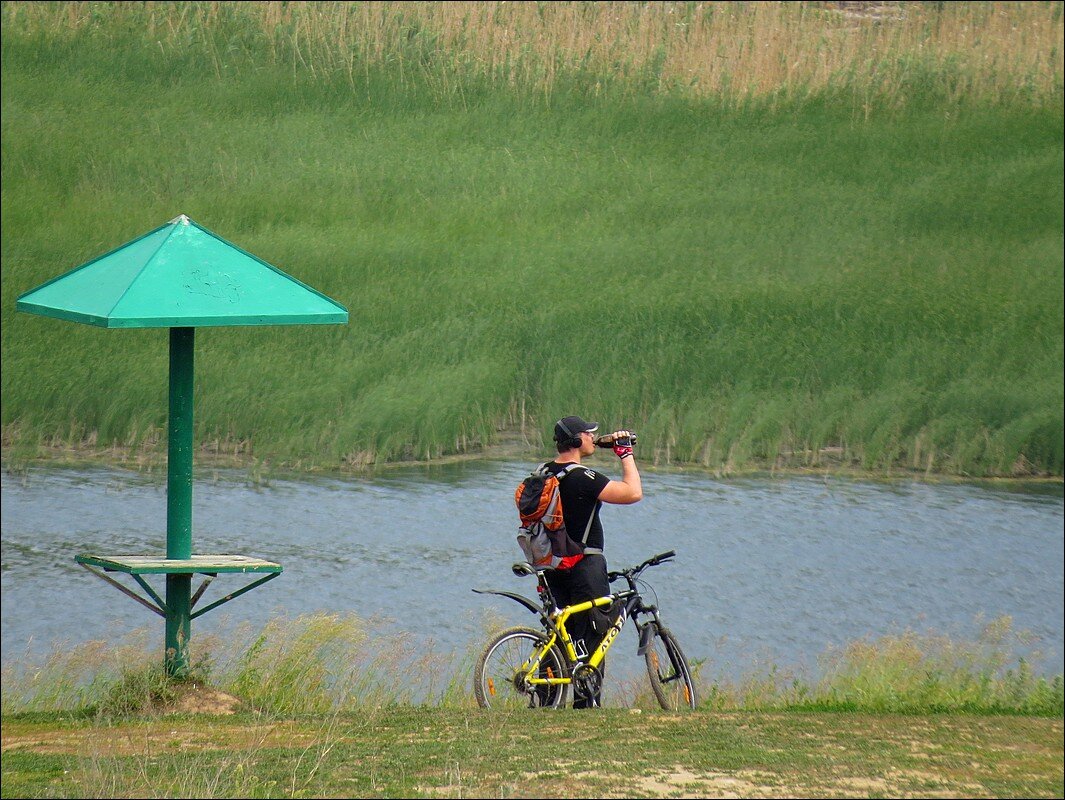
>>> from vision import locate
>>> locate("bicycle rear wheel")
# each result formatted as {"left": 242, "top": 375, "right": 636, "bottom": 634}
{"left": 644, "top": 625, "right": 697, "bottom": 710}
{"left": 475, "top": 626, "right": 569, "bottom": 709}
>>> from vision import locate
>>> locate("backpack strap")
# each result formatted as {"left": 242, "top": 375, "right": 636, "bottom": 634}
{"left": 578, "top": 503, "right": 597, "bottom": 546}
{"left": 555, "top": 462, "right": 583, "bottom": 479}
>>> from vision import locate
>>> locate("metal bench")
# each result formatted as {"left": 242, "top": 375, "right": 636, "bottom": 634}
{"left": 76, "top": 554, "right": 282, "bottom": 621}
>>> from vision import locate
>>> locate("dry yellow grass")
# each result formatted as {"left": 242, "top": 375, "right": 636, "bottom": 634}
{"left": 4, "top": 1, "right": 1062, "bottom": 104}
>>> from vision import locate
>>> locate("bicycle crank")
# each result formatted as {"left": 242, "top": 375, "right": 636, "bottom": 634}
{"left": 571, "top": 663, "right": 603, "bottom": 702}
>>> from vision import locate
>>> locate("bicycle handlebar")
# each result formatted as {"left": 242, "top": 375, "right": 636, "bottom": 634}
{"left": 608, "top": 549, "right": 676, "bottom": 582}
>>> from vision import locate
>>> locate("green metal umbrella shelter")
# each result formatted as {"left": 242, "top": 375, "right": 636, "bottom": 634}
{"left": 16, "top": 214, "right": 348, "bottom": 675}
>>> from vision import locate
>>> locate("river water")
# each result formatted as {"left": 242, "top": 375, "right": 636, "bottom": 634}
{"left": 2, "top": 461, "right": 1062, "bottom": 683}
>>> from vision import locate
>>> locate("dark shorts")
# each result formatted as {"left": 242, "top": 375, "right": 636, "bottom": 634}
{"left": 545, "top": 553, "right": 609, "bottom": 608}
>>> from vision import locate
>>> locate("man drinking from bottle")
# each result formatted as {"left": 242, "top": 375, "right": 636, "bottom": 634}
{"left": 541, "top": 414, "right": 643, "bottom": 708}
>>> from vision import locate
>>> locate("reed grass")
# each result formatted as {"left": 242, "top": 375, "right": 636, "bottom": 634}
{"left": 2, "top": 613, "right": 1060, "bottom": 717}
{"left": 1, "top": 1, "right": 1062, "bottom": 477}
{"left": 2, "top": 2, "right": 1061, "bottom": 108}
{"left": 0, "top": 627, "right": 214, "bottom": 717}
{"left": 700, "top": 615, "right": 1064, "bottom": 714}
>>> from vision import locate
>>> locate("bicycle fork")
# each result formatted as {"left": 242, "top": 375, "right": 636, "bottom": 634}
{"left": 635, "top": 603, "right": 664, "bottom": 656}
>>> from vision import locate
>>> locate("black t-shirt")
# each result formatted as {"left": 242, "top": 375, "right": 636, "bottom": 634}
{"left": 546, "top": 461, "right": 611, "bottom": 551}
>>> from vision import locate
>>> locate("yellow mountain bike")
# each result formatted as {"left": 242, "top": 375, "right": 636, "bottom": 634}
{"left": 473, "top": 550, "right": 697, "bottom": 710}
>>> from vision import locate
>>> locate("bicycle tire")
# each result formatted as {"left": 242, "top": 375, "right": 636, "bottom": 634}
{"left": 644, "top": 624, "right": 697, "bottom": 710}
{"left": 474, "top": 626, "right": 570, "bottom": 709}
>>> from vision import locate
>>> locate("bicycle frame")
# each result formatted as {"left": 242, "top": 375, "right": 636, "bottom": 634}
{"left": 476, "top": 574, "right": 664, "bottom": 691}
{"left": 474, "top": 550, "right": 695, "bottom": 710}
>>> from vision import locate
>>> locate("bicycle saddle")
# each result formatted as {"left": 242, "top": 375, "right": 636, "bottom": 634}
{"left": 511, "top": 562, "right": 539, "bottom": 577}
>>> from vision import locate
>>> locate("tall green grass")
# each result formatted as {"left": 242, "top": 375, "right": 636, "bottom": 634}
{"left": 0, "top": 614, "right": 477, "bottom": 716}
{"left": 1, "top": 2, "right": 1062, "bottom": 476}
{"left": 2, "top": 613, "right": 1060, "bottom": 716}
{"left": 699, "top": 615, "right": 1064, "bottom": 715}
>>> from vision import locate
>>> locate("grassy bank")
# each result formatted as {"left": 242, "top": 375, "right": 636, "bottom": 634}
{"left": 3, "top": 709, "right": 1062, "bottom": 798}
{"left": 3, "top": 613, "right": 1061, "bottom": 718}
{"left": 2, "top": 2, "right": 1062, "bottom": 477}
{"left": 1, "top": 613, "right": 1062, "bottom": 797}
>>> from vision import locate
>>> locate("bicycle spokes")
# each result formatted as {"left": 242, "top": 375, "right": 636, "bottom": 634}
{"left": 475, "top": 627, "right": 568, "bottom": 710}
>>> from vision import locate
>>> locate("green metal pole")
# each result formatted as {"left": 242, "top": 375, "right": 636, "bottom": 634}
{"left": 165, "top": 326, "right": 194, "bottom": 676}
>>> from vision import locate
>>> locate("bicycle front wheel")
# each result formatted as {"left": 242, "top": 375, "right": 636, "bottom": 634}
{"left": 475, "top": 626, "right": 569, "bottom": 710}
{"left": 644, "top": 625, "right": 697, "bottom": 710}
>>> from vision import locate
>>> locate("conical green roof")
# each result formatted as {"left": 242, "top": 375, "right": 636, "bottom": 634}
{"left": 16, "top": 215, "right": 348, "bottom": 328}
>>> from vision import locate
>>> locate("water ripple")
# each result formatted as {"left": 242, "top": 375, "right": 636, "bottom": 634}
{"left": 2, "top": 464, "right": 1061, "bottom": 680}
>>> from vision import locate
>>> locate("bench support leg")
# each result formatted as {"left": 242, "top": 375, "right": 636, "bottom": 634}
{"left": 165, "top": 573, "right": 192, "bottom": 677}
{"left": 165, "top": 326, "right": 195, "bottom": 677}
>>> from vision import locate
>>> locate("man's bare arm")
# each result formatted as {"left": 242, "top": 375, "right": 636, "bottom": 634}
{"left": 599, "top": 436, "right": 642, "bottom": 504}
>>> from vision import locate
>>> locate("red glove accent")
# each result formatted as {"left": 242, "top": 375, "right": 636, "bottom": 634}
{"left": 613, "top": 443, "right": 634, "bottom": 459}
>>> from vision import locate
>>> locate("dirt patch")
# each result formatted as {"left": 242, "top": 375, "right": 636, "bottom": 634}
{"left": 0, "top": 721, "right": 313, "bottom": 757}
{"left": 630, "top": 767, "right": 772, "bottom": 797}
{"left": 537, "top": 763, "right": 791, "bottom": 799}
{"left": 159, "top": 683, "right": 243, "bottom": 716}
{"left": 560, "top": 763, "right": 995, "bottom": 799}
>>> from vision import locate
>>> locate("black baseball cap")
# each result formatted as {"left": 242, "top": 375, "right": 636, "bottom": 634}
{"left": 554, "top": 415, "right": 599, "bottom": 443}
